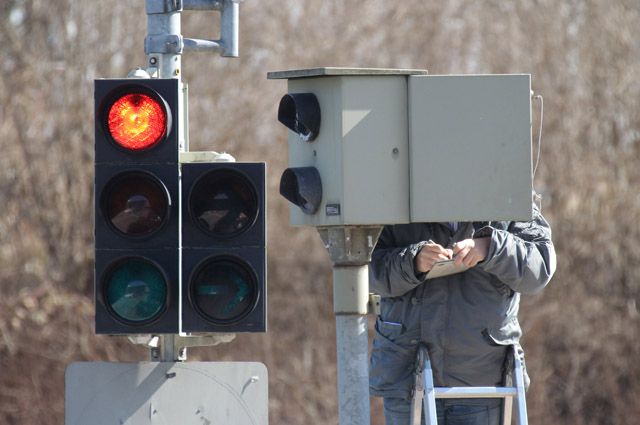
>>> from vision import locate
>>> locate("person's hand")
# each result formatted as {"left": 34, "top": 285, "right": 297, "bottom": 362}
{"left": 452, "top": 237, "right": 490, "bottom": 267}
{"left": 415, "top": 242, "right": 453, "bottom": 273}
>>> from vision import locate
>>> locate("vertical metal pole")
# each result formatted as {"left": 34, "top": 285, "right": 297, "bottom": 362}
{"left": 422, "top": 351, "right": 438, "bottom": 425}
{"left": 220, "top": 0, "right": 239, "bottom": 57}
{"left": 146, "top": 2, "right": 182, "bottom": 79}
{"left": 319, "top": 226, "right": 382, "bottom": 425}
{"left": 137, "top": 1, "right": 241, "bottom": 363}
{"left": 334, "top": 266, "right": 371, "bottom": 425}
{"left": 513, "top": 346, "right": 529, "bottom": 425}
{"left": 145, "top": 0, "right": 182, "bottom": 363}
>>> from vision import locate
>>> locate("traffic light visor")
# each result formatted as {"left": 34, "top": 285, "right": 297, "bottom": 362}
{"left": 190, "top": 256, "right": 259, "bottom": 325}
{"left": 101, "top": 171, "right": 170, "bottom": 238}
{"left": 280, "top": 167, "right": 322, "bottom": 214}
{"left": 278, "top": 93, "right": 321, "bottom": 142}
{"left": 103, "top": 257, "right": 168, "bottom": 324}
{"left": 189, "top": 168, "right": 259, "bottom": 238}
{"left": 106, "top": 91, "right": 168, "bottom": 151}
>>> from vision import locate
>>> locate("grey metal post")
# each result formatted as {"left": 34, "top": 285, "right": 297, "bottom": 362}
{"left": 145, "top": 0, "right": 183, "bottom": 78}
{"left": 334, "top": 268, "right": 370, "bottom": 425}
{"left": 318, "top": 226, "right": 382, "bottom": 425}
{"left": 145, "top": 0, "right": 240, "bottom": 67}
{"left": 140, "top": 0, "right": 241, "bottom": 362}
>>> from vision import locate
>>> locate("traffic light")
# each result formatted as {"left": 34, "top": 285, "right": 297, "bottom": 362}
{"left": 94, "top": 78, "right": 180, "bottom": 334}
{"left": 181, "top": 162, "right": 266, "bottom": 333}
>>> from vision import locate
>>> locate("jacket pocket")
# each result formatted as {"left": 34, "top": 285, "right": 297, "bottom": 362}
{"left": 481, "top": 320, "right": 530, "bottom": 390}
{"left": 487, "top": 275, "right": 514, "bottom": 298}
{"left": 482, "top": 317, "right": 521, "bottom": 347}
{"left": 369, "top": 317, "right": 420, "bottom": 399}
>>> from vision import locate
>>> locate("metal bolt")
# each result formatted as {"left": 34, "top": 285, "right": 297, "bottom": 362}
{"left": 149, "top": 57, "right": 158, "bottom": 65}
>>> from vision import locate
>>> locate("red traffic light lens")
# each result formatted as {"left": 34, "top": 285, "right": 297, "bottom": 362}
{"left": 102, "top": 171, "right": 170, "bottom": 237}
{"left": 107, "top": 92, "right": 167, "bottom": 151}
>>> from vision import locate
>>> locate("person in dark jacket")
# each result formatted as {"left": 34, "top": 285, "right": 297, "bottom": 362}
{"left": 369, "top": 205, "right": 556, "bottom": 425}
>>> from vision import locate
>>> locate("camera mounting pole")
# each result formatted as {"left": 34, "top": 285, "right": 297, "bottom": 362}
{"left": 318, "top": 226, "right": 382, "bottom": 425}
{"left": 144, "top": 0, "right": 240, "bottom": 79}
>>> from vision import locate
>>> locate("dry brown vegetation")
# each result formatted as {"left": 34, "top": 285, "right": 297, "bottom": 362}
{"left": 1, "top": 0, "right": 639, "bottom": 424}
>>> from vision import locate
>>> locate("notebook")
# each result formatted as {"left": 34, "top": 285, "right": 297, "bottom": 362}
{"left": 425, "top": 259, "right": 470, "bottom": 279}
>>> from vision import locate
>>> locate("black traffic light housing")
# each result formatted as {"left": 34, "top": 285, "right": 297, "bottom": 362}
{"left": 181, "top": 162, "right": 267, "bottom": 333}
{"left": 94, "top": 78, "right": 180, "bottom": 334}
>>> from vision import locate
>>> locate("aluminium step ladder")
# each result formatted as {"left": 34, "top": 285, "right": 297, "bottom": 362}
{"left": 410, "top": 345, "right": 528, "bottom": 425}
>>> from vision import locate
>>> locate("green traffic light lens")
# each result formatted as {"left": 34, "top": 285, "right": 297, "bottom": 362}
{"left": 189, "top": 169, "right": 258, "bottom": 238}
{"left": 104, "top": 258, "right": 167, "bottom": 324}
{"left": 190, "top": 256, "right": 258, "bottom": 324}
{"left": 103, "top": 171, "right": 170, "bottom": 238}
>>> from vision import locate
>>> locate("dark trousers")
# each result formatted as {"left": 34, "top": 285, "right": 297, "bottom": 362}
{"left": 383, "top": 397, "right": 502, "bottom": 425}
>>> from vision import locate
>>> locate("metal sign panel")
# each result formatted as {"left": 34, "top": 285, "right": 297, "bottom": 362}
{"left": 65, "top": 362, "right": 268, "bottom": 425}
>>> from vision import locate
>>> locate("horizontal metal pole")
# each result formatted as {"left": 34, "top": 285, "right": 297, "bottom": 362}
{"left": 183, "top": 0, "right": 223, "bottom": 10}
{"left": 183, "top": 37, "right": 223, "bottom": 52}
{"left": 435, "top": 387, "right": 517, "bottom": 399}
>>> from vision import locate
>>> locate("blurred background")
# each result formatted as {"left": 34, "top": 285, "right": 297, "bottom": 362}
{"left": 0, "top": 0, "right": 639, "bottom": 423}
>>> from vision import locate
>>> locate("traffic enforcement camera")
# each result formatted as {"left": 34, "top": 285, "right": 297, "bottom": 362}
{"left": 269, "top": 68, "right": 533, "bottom": 225}
{"left": 94, "top": 79, "right": 266, "bottom": 334}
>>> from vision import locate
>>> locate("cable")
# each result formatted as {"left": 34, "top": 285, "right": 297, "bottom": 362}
{"left": 532, "top": 94, "right": 544, "bottom": 211}
{"left": 532, "top": 94, "right": 544, "bottom": 179}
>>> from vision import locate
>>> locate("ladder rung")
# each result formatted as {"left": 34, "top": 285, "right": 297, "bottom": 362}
{"left": 434, "top": 387, "right": 517, "bottom": 399}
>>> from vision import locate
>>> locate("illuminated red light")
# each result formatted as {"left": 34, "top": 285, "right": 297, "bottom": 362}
{"left": 107, "top": 93, "right": 167, "bottom": 151}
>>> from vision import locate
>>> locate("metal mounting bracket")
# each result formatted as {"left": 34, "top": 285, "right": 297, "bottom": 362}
{"left": 147, "top": 0, "right": 183, "bottom": 14}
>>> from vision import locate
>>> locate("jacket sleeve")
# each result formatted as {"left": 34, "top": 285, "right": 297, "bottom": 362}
{"left": 476, "top": 204, "right": 557, "bottom": 294}
{"left": 369, "top": 226, "right": 428, "bottom": 298}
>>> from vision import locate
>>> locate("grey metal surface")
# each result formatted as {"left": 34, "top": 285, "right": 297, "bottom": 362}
{"left": 219, "top": 0, "right": 239, "bottom": 57}
{"left": 183, "top": 37, "right": 223, "bottom": 53}
{"left": 65, "top": 362, "right": 268, "bottom": 425}
{"left": 335, "top": 315, "right": 370, "bottom": 425}
{"left": 145, "top": 0, "right": 239, "bottom": 71}
{"left": 332, "top": 265, "right": 369, "bottom": 315}
{"left": 146, "top": 8, "right": 182, "bottom": 77}
{"left": 513, "top": 346, "right": 529, "bottom": 425}
{"left": 286, "top": 75, "right": 411, "bottom": 226}
{"left": 183, "top": 0, "right": 223, "bottom": 10}
{"left": 408, "top": 74, "right": 533, "bottom": 222}
{"left": 280, "top": 70, "right": 532, "bottom": 226}
{"left": 268, "top": 67, "right": 428, "bottom": 80}
{"left": 318, "top": 226, "right": 381, "bottom": 425}
{"left": 317, "top": 226, "right": 381, "bottom": 266}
